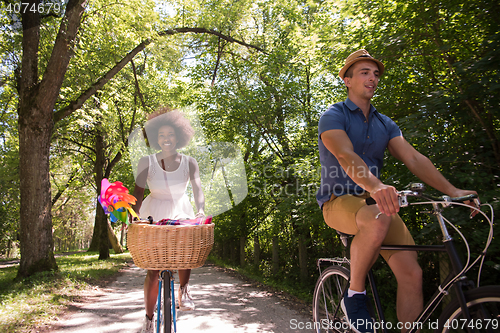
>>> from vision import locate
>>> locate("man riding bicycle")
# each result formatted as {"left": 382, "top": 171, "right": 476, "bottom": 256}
{"left": 316, "top": 49, "right": 477, "bottom": 333}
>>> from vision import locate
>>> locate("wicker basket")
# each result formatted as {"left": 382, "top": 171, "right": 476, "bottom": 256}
{"left": 127, "top": 222, "right": 214, "bottom": 270}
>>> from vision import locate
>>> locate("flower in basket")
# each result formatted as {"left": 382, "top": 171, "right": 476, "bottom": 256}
{"left": 98, "top": 178, "right": 139, "bottom": 224}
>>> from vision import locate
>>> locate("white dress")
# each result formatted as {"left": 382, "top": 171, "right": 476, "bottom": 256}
{"left": 139, "top": 154, "right": 195, "bottom": 221}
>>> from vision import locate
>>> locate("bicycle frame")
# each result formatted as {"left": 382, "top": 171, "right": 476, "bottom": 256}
{"left": 320, "top": 201, "right": 480, "bottom": 333}
{"left": 406, "top": 202, "right": 477, "bottom": 333}
{"left": 157, "top": 270, "right": 177, "bottom": 333}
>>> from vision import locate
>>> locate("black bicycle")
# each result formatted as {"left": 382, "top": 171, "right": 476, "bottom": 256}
{"left": 312, "top": 183, "right": 499, "bottom": 333}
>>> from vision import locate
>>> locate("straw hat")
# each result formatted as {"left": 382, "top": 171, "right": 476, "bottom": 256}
{"left": 339, "top": 49, "right": 384, "bottom": 79}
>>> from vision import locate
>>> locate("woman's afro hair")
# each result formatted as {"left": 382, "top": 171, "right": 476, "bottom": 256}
{"left": 144, "top": 106, "right": 194, "bottom": 150}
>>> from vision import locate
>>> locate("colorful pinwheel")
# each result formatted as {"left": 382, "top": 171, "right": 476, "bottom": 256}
{"left": 98, "top": 178, "right": 139, "bottom": 224}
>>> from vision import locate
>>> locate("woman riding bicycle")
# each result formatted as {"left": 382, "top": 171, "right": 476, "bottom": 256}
{"left": 131, "top": 107, "right": 205, "bottom": 333}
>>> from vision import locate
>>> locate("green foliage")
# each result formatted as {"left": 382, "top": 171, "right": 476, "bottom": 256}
{"left": 0, "top": 251, "right": 131, "bottom": 332}
{"left": 0, "top": 140, "right": 19, "bottom": 258}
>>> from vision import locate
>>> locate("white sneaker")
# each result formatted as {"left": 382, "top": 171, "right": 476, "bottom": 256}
{"left": 140, "top": 314, "right": 154, "bottom": 333}
{"left": 178, "top": 283, "right": 195, "bottom": 311}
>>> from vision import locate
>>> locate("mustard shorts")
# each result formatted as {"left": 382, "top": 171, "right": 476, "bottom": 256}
{"left": 322, "top": 193, "right": 415, "bottom": 262}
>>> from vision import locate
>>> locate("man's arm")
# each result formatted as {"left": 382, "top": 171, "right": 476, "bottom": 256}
{"left": 387, "top": 136, "right": 477, "bottom": 198}
{"left": 321, "top": 129, "right": 400, "bottom": 215}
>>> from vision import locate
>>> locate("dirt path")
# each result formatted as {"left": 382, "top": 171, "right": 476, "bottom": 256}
{"left": 48, "top": 263, "right": 315, "bottom": 332}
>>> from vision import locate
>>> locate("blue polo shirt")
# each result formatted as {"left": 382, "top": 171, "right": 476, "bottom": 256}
{"left": 316, "top": 98, "right": 402, "bottom": 208}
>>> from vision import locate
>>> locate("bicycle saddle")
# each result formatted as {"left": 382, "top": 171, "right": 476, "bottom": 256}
{"left": 336, "top": 230, "right": 353, "bottom": 248}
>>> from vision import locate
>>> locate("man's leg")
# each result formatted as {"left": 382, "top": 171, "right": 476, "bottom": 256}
{"left": 340, "top": 204, "right": 392, "bottom": 333}
{"left": 387, "top": 251, "right": 423, "bottom": 332}
{"left": 323, "top": 194, "right": 393, "bottom": 333}
{"left": 350, "top": 204, "right": 392, "bottom": 292}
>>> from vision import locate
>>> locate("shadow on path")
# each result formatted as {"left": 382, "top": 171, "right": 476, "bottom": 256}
{"left": 50, "top": 263, "right": 314, "bottom": 332}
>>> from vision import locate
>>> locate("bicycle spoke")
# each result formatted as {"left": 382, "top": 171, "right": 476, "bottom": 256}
{"left": 313, "top": 266, "right": 350, "bottom": 333}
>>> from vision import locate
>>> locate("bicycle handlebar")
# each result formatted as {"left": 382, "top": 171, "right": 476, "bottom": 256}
{"left": 424, "top": 193, "right": 479, "bottom": 203}
{"left": 365, "top": 184, "right": 479, "bottom": 208}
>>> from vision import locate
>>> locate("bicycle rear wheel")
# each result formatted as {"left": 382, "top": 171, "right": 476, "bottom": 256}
{"left": 313, "top": 265, "right": 351, "bottom": 333}
{"left": 436, "top": 285, "right": 500, "bottom": 333}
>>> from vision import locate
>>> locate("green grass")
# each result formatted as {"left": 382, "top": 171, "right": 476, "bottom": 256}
{"left": 0, "top": 251, "right": 132, "bottom": 333}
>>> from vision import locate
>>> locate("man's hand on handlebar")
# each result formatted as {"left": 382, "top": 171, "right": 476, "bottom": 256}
{"left": 367, "top": 185, "right": 481, "bottom": 218}
{"left": 369, "top": 184, "right": 400, "bottom": 217}
{"left": 449, "top": 189, "right": 480, "bottom": 217}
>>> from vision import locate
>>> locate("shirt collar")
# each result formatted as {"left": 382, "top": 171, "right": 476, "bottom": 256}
{"left": 345, "top": 98, "right": 378, "bottom": 115}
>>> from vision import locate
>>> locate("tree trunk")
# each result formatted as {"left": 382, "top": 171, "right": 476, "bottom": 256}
{"left": 16, "top": 0, "right": 87, "bottom": 279}
{"left": 107, "top": 221, "right": 123, "bottom": 254}
{"left": 87, "top": 221, "right": 100, "bottom": 251}
{"left": 6, "top": 238, "right": 12, "bottom": 258}
{"left": 17, "top": 107, "right": 58, "bottom": 277}
{"left": 95, "top": 126, "right": 109, "bottom": 260}
{"left": 120, "top": 226, "right": 125, "bottom": 247}
{"left": 96, "top": 202, "right": 109, "bottom": 259}
{"left": 253, "top": 234, "right": 260, "bottom": 267}
{"left": 16, "top": 1, "right": 53, "bottom": 279}
{"left": 272, "top": 236, "right": 279, "bottom": 275}
{"left": 240, "top": 236, "right": 246, "bottom": 267}
{"left": 298, "top": 235, "right": 308, "bottom": 283}
{"left": 230, "top": 239, "right": 238, "bottom": 265}
{"left": 222, "top": 240, "right": 229, "bottom": 260}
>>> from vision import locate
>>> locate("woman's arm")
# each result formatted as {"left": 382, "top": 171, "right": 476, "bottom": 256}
{"left": 188, "top": 156, "right": 205, "bottom": 217}
{"left": 130, "top": 156, "right": 149, "bottom": 219}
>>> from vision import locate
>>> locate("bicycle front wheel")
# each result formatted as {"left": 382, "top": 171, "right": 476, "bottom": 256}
{"left": 436, "top": 285, "right": 500, "bottom": 333}
{"left": 312, "top": 265, "right": 351, "bottom": 333}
